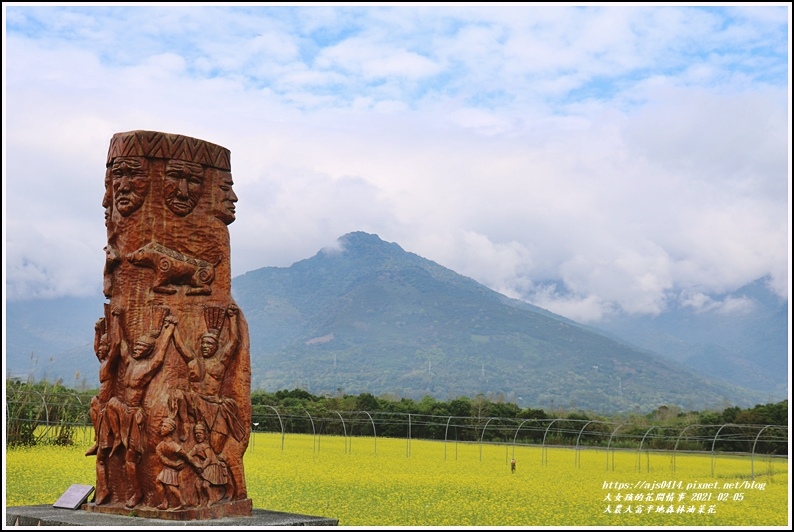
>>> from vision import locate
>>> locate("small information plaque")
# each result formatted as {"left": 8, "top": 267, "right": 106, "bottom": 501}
{"left": 53, "top": 484, "right": 95, "bottom": 510}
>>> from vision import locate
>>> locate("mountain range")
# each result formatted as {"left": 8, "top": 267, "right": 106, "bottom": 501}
{"left": 5, "top": 231, "right": 787, "bottom": 414}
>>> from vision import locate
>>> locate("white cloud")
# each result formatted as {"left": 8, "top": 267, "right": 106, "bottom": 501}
{"left": 529, "top": 287, "right": 614, "bottom": 324}
{"left": 316, "top": 37, "right": 441, "bottom": 81}
{"left": 678, "top": 292, "right": 757, "bottom": 315}
{"left": 3, "top": 5, "right": 789, "bottom": 326}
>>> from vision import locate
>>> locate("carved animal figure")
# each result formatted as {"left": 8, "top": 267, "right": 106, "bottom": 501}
{"left": 127, "top": 242, "right": 218, "bottom": 295}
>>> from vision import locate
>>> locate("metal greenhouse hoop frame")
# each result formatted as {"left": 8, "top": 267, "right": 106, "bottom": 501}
{"left": 304, "top": 409, "right": 317, "bottom": 454}
{"left": 333, "top": 410, "right": 349, "bottom": 455}
{"left": 542, "top": 418, "right": 567, "bottom": 466}
{"left": 264, "top": 405, "right": 285, "bottom": 451}
{"left": 575, "top": 420, "right": 600, "bottom": 468}
{"left": 605, "top": 423, "right": 626, "bottom": 471}
{"left": 637, "top": 425, "right": 660, "bottom": 472}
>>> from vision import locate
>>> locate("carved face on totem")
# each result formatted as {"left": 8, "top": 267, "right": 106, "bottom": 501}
{"left": 164, "top": 160, "right": 204, "bottom": 216}
{"left": 97, "top": 334, "right": 109, "bottom": 361}
{"left": 160, "top": 419, "right": 177, "bottom": 437}
{"left": 102, "top": 168, "right": 113, "bottom": 225}
{"left": 111, "top": 157, "right": 150, "bottom": 217}
{"left": 215, "top": 171, "right": 238, "bottom": 225}
{"left": 200, "top": 333, "right": 219, "bottom": 358}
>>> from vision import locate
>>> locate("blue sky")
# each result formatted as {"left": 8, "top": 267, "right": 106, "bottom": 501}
{"left": 3, "top": 4, "right": 790, "bottom": 323}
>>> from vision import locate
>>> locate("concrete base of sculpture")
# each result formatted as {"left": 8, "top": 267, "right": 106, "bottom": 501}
{"left": 6, "top": 504, "right": 339, "bottom": 527}
{"left": 81, "top": 498, "right": 253, "bottom": 520}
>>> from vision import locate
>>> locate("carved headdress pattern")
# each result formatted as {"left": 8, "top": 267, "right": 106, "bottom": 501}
{"left": 203, "top": 305, "right": 226, "bottom": 337}
{"left": 148, "top": 305, "right": 171, "bottom": 338}
{"left": 132, "top": 306, "right": 170, "bottom": 349}
{"left": 106, "top": 130, "right": 231, "bottom": 171}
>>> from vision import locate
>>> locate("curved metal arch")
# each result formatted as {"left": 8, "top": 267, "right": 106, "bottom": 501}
{"left": 751, "top": 425, "right": 776, "bottom": 455}
{"left": 672, "top": 424, "right": 704, "bottom": 473}
{"left": 750, "top": 424, "right": 777, "bottom": 480}
{"left": 711, "top": 423, "right": 741, "bottom": 453}
{"left": 444, "top": 416, "right": 453, "bottom": 461}
{"left": 357, "top": 410, "right": 377, "bottom": 455}
{"left": 711, "top": 423, "right": 741, "bottom": 477}
{"left": 67, "top": 392, "right": 89, "bottom": 446}
{"left": 479, "top": 417, "right": 498, "bottom": 463}
{"left": 264, "top": 405, "right": 285, "bottom": 451}
{"left": 542, "top": 418, "right": 563, "bottom": 447}
{"left": 304, "top": 409, "right": 317, "bottom": 454}
{"left": 575, "top": 420, "right": 599, "bottom": 468}
{"left": 32, "top": 389, "right": 50, "bottom": 443}
{"left": 637, "top": 425, "right": 660, "bottom": 472}
{"left": 66, "top": 392, "right": 87, "bottom": 426}
{"left": 67, "top": 391, "right": 84, "bottom": 419}
{"left": 512, "top": 419, "right": 535, "bottom": 460}
{"left": 673, "top": 424, "right": 702, "bottom": 453}
{"left": 333, "top": 410, "right": 349, "bottom": 454}
{"left": 542, "top": 418, "right": 565, "bottom": 466}
{"left": 68, "top": 392, "right": 89, "bottom": 424}
{"left": 605, "top": 423, "right": 626, "bottom": 471}
{"left": 448, "top": 418, "right": 460, "bottom": 461}
{"left": 575, "top": 420, "right": 599, "bottom": 448}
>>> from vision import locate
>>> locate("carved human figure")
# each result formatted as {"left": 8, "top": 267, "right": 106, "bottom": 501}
{"left": 110, "top": 156, "right": 150, "bottom": 217}
{"left": 164, "top": 160, "right": 204, "bottom": 216}
{"left": 106, "top": 308, "right": 176, "bottom": 508}
{"left": 172, "top": 305, "right": 244, "bottom": 451}
{"left": 86, "top": 319, "right": 111, "bottom": 446}
{"left": 102, "top": 245, "right": 121, "bottom": 299}
{"left": 167, "top": 319, "right": 201, "bottom": 442}
{"left": 187, "top": 422, "right": 233, "bottom": 507}
{"left": 214, "top": 171, "right": 238, "bottom": 225}
{"left": 86, "top": 314, "right": 122, "bottom": 504}
{"left": 155, "top": 418, "right": 189, "bottom": 510}
{"left": 172, "top": 304, "right": 246, "bottom": 498}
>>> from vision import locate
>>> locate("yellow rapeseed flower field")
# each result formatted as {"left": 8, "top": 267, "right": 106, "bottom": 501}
{"left": 5, "top": 430, "right": 790, "bottom": 527}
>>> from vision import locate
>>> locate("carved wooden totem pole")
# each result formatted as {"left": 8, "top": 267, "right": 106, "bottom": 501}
{"left": 86, "top": 131, "right": 252, "bottom": 518}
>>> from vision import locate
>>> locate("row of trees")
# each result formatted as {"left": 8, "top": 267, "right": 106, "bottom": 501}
{"left": 6, "top": 379, "right": 788, "bottom": 455}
